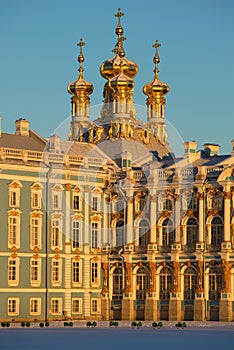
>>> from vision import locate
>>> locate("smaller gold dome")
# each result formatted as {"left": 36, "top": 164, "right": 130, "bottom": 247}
{"left": 143, "top": 40, "right": 169, "bottom": 97}
{"left": 67, "top": 39, "right": 94, "bottom": 97}
{"left": 109, "top": 63, "right": 134, "bottom": 90}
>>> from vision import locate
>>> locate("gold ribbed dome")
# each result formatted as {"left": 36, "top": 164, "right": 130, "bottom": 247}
{"left": 109, "top": 62, "right": 134, "bottom": 90}
{"left": 68, "top": 39, "right": 93, "bottom": 97}
{"left": 143, "top": 40, "right": 169, "bottom": 97}
{"left": 100, "top": 8, "right": 138, "bottom": 80}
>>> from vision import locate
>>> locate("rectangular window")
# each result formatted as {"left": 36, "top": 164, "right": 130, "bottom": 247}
{"left": 91, "top": 223, "right": 98, "bottom": 249}
{"left": 72, "top": 299, "right": 81, "bottom": 314}
{"left": 92, "top": 197, "right": 98, "bottom": 211}
{"left": 72, "top": 261, "right": 80, "bottom": 284}
{"left": 51, "top": 298, "right": 62, "bottom": 315}
{"left": 91, "top": 262, "right": 98, "bottom": 284}
{"left": 51, "top": 219, "right": 61, "bottom": 248}
{"left": 52, "top": 260, "right": 61, "bottom": 285}
{"left": 30, "top": 298, "right": 41, "bottom": 315}
{"left": 8, "top": 259, "right": 18, "bottom": 285}
{"left": 30, "top": 259, "right": 40, "bottom": 285}
{"left": 8, "top": 298, "right": 19, "bottom": 316}
{"left": 91, "top": 299, "right": 98, "bottom": 313}
{"left": 73, "top": 195, "right": 80, "bottom": 210}
{"left": 9, "top": 217, "right": 18, "bottom": 246}
{"left": 53, "top": 194, "right": 61, "bottom": 210}
{"left": 10, "top": 191, "right": 17, "bottom": 207}
{"left": 32, "top": 193, "right": 41, "bottom": 209}
{"left": 72, "top": 221, "right": 80, "bottom": 249}
{"left": 30, "top": 218, "right": 41, "bottom": 248}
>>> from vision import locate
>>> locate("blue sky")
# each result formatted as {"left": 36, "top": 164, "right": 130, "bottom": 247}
{"left": 0, "top": 0, "right": 233, "bottom": 154}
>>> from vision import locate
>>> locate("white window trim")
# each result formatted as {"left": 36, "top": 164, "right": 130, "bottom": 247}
{"left": 30, "top": 258, "right": 41, "bottom": 287}
{"left": 73, "top": 192, "right": 82, "bottom": 212}
{"left": 8, "top": 181, "right": 22, "bottom": 208}
{"left": 31, "top": 191, "right": 42, "bottom": 210}
{"left": 8, "top": 210, "right": 21, "bottom": 249}
{"left": 71, "top": 219, "right": 82, "bottom": 251}
{"left": 8, "top": 298, "right": 19, "bottom": 316}
{"left": 51, "top": 298, "right": 62, "bottom": 315}
{"left": 51, "top": 258, "right": 62, "bottom": 286}
{"left": 91, "top": 298, "right": 100, "bottom": 314}
{"left": 72, "top": 298, "right": 82, "bottom": 314}
{"left": 72, "top": 259, "right": 82, "bottom": 287}
{"left": 51, "top": 215, "right": 63, "bottom": 251}
{"left": 30, "top": 212, "right": 42, "bottom": 250}
{"left": 91, "top": 260, "right": 100, "bottom": 287}
{"left": 52, "top": 184, "right": 63, "bottom": 211}
{"left": 8, "top": 257, "right": 19, "bottom": 287}
{"left": 30, "top": 298, "right": 41, "bottom": 316}
{"left": 91, "top": 221, "right": 101, "bottom": 251}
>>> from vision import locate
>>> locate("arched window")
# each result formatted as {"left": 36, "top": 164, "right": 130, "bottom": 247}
{"left": 112, "top": 267, "right": 123, "bottom": 300}
{"left": 162, "top": 219, "right": 175, "bottom": 248}
{"left": 116, "top": 220, "right": 124, "bottom": 247}
{"left": 163, "top": 199, "right": 173, "bottom": 211}
{"left": 139, "top": 219, "right": 150, "bottom": 250}
{"left": 160, "top": 266, "right": 173, "bottom": 300}
{"left": 136, "top": 267, "right": 149, "bottom": 300}
{"left": 211, "top": 217, "right": 223, "bottom": 248}
{"left": 184, "top": 266, "right": 197, "bottom": 300}
{"left": 186, "top": 218, "right": 198, "bottom": 251}
{"left": 209, "top": 266, "right": 223, "bottom": 300}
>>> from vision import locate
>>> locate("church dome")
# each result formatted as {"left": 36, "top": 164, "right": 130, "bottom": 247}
{"left": 67, "top": 39, "right": 93, "bottom": 97}
{"left": 100, "top": 8, "right": 138, "bottom": 80}
{"left": 143, "top": 40, "right": 169, "bottom": 98}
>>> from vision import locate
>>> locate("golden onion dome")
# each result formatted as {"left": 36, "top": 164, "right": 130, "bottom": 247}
{"left": 100, "top": 8, "right": 138, "bottom": 80}
{"left": 67, "top": 38, "right": 94, "bottom": 96}
{"left": 143, "top": 40, "right": 169, "bottom": 97}
{"left": 109, "top": 62, "right": 134, "bottom": 90}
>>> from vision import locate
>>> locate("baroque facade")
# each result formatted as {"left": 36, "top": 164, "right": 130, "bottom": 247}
{"left": 0, "top": 9, "right": 234, "bottom": 323}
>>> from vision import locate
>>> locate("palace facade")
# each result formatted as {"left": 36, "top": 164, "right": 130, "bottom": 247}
{"left": 0, "top": 9, "right": 234, "bottom": 323}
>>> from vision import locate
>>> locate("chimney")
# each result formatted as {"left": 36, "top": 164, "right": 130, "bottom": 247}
{"left": 49, "top": 134, "right": 61, "bottom": 153}
{"left": 15, "top": 118, "right": 29, "bottom": 136}
{"left": 184, "top": 141, "right": 197, "bottom": 158}
{"left": 203, "top": 143, "right": 220, "bottom": 157}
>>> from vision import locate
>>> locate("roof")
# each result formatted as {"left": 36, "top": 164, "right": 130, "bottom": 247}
{"left": 0, "top": 130, "right": 46, "bottom": 151}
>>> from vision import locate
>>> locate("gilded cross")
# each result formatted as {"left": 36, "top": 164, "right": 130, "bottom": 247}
{"left": 152, "top": 39, "right": 161, "bottom": 56}
{"left": 77, "top": 38, "right": 85, "bottom": 55}
{"left": 115, "top": 8, "right": 124, "bottom": 21}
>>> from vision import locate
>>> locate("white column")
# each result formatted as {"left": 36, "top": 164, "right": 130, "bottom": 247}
{"left": 224, "top": 192, "right": 231, "bottom": 242}
{"left": 126, "top": 198, "right": 133, "bottom": 245}
{"left": 64, "top": 184, "right": 71, "bottom": 317}
{"left": 198, "top": 194, "right": 204, "bottom": 242}
{"left": 102, "top": 195, "right": 109, "bottom": 246}
{"left": 83, "top": 186, "right": 90, "bottom": 246}
{"left": 150, "top": 195, "right": 157, "bottom": 243}
{"left": 175, "top": 197, "right": 181, "bottom": 243}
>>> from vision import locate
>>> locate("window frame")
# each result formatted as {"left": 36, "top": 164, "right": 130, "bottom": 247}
{"left": 51, "top": 216, "right": 63, "bottom": 250}
{"left": 8, "top": 298, "right": 19, "bottom": 316}
{"left": 91, "top": 298, "right": 99, "bottom": 314}
{"left": 30, "top": 298, "right": 41, "bottom": 315}
{"left": 51, "top": 298, "right": 62, "bottom": 315}
{"left": 72, "top": 259, "right": 81, "bottom": 286}
{"left": 30, "top": 214, "right": 42, "bottom": 250}
{"left": 72, "top": 298, "right": 82, "bottom": 314}
{"left": 91, "top": 260, "right": 99, "bottom": 286}
{"left": 30, "top": 258, "right": 41, "bottom": 287}
{"left": 51, "top": 258, "right": 62, "bottom": 286}
{"left": 8, "top": 257, "right": 19, "bottom": 286}
{"left": 8, "top": 214, "right": 20, "bottom": 249}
